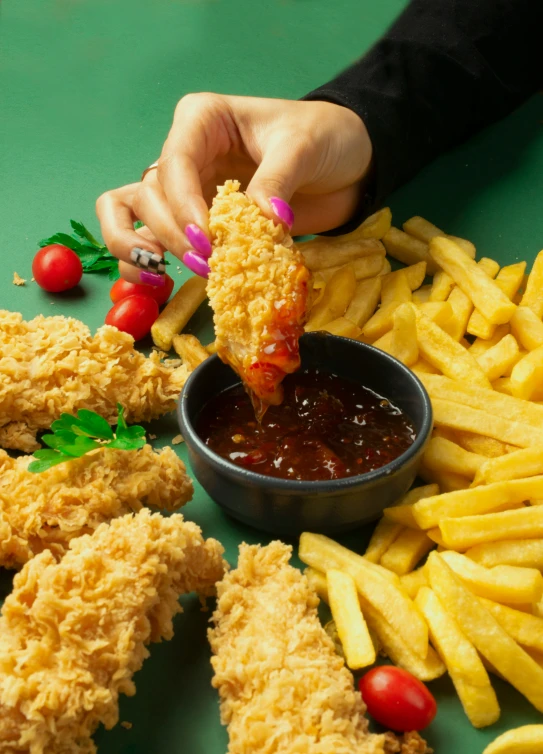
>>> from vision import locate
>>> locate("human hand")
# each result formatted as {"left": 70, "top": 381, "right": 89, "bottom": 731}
{"left": 96, "top": 93, "right": 373, "bottom": 281}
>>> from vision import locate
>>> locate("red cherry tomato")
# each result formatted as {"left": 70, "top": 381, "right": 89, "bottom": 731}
{"left": 110, "top": 274, "right": 174, "bottom": 307}
{"left": 359, "top": 666, "right": 437, "bottom": 732}
{"left": 105, "top": 294, "right": 159, "bottom": 341}
{"left": 32, "top": 244, "right": 83, "bottom": 292}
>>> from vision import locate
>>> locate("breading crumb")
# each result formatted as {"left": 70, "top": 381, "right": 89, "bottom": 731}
{"left": 149, "top": 433, "right": 157, "bottom": 440}
{"left": 12, "top": 272, "right": 26, "bottom": 286}
{"left": 172, "top": 434, "right": 184, "bottom": 445}
{"left": 121, "top": 721, "right": 133, "bottom": 730}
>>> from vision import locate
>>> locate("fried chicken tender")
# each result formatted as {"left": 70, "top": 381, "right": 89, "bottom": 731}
{"left": 0, "top": 444, "right": 193, "bottom": 568}
{"left": 209, "top": 541, "right": 386, "bottom": 754}
{"left": 207, "top": 181, "right": 310, "bottom": 416}
{"left": 0, "top": 509, "right": 227, "bottom": 754}
{"left": 0, "top": 311, "right": 190, "bottom": 452}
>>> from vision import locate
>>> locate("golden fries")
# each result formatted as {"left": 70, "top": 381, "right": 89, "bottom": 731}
{"left": 520, "top": 250, "right": 543, "bottom": 317}
{"left": 474, "top": 446, "right": 543, "bottom": 486}
{"left": 319, "top": 317, "right": 362, "bottom": 338}
{"left": 510, "top": 306, "right": 543, "bottom": 351}
{"left": 344, "top": 276, "right": 381, "bottom": 327}
{"left": 300, "top": 236, "right": 384, "bottom": 271}
{"left": 381, "top": 261, "right": 427, "bottom": 292}
{"left": 466, "top": 539, "right": 543, "bottom": 570}
{"left": 327, "top": 569, "right": 376, "bottom": 669}
{"left": 510, "top": 345, "right": 543, "bottom": 400}
{"left": 151, "top": 275, "right": 208, "bottom": 350}
{"left": 299, "top": 533, "right": 429, "bottom": 658}
{"left": 443, "top": 257, "right": 500, "bottom": 342}
{"left": 416, "top": 586, "right": 500, "bottom": 727}
{"left": 364, "top": 518, "right": 403, "bottom": 563}
{"left": 478, "top": 598, "right": 543, "bottom": 653}
{"left": 482, "top": 726, "right": 543, "bottom": 754}
{"left": 383, "top": 484, "right": 439, "bottom": 528}
{"left": 468, "top": 262, "right": 526, "bottom": 340}
{"left": 317, "top": 254, "right": 385, "bottom": 283}
{"left": 429, "top": 236, "right": 517, "bottom": 324}
{"left": 383, "top": 227, "right": 439, "bottom": 274}
{"left": 423, "top": 436, "right": 484, "bottom": 480}
{"left": 380, "top": 528, "right": 435, "bottom": 575}
{"left": 402, "top": 216, "right": 476, "bottom": 258}
{"left": 374, "top": 303, "right": 419, "bottom": 366}
{"left": 172, "top": 334, "right": 210, "bottom": 370}
{"left": 380, "top": 269, "right": 412, "bottom": 306}
{"left": 440, "top": 506, "right": 543, "bottom": 550}
{"left": 427, "top": 552, "right": 543, "bottom": 713}
{"left": 305, "top": 265, "right": 356, "bottom": 330}
{"left": 476, "top": 334, "right": 521, "bottom": 382}
{"left": 400, "top": 567, "right": 429, "bottom": 598}
{"left": 412, "top": 284, "right": 432, "bottom": 305}
{"left": 357, "top": 207, "right": 393, "bottom": 239}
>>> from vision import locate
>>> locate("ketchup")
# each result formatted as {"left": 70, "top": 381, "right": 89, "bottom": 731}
{"left": 197, "top": 369, "right": 416, "bottom": 481}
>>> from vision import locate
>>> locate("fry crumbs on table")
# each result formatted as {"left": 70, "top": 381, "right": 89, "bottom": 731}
{"left": 121, "top": 722, "right": 132, "bottom": 730}
{"left": 172, "top": 434, "right": 184, "bottom": 445}
{"left": 149, "top": 433, "right": 157, "bottom": 440}
{"left": 12, "top": 272, "right": 26, "bottom": 286}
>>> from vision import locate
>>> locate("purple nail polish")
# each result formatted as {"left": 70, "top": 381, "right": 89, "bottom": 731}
{"left": 140, "top": 270, "right": 165, "bottom": 286}
{"left": 183, "top": 251, "right": 210, "bottom": 278}
{"left": 269, "top": 197, "right": 294, "bottom": 229}
{"left": 185, "top": 224, "right": 212, "bottom": 258}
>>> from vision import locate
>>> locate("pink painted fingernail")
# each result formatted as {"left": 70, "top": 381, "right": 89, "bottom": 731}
{"left": 140, "top": 270, "right": 165, "bottom": 286}
{"left": 183, "top": 251, "right": 210, "bottom": 278}
{"left": 269, "top": 197, "right": 294, "bottom": 229}
{"left": 185, "top": 224, "right": 212, "bottom": 258}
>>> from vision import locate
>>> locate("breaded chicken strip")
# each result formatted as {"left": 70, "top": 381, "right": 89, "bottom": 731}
{"left": 0, "top": 444, "right": 193, "bottom": 568}
{"left": 0, "top": 311, "right": 190, "bottom": 452}
{"left": 0, "top": 509, "right": 226, "bottom": 754}
{"left": 207, "top": 181, "right": 310, "bottom": 416}
{"left": 209, "top": 541, "right": 386, "bottom": 754}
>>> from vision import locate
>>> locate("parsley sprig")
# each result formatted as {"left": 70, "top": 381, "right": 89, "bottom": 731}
{"left": 28, "top": 404, "right": 146, "bottom": 473}
{"left": 39, "top": 220, "right": 122, "bottom": 281}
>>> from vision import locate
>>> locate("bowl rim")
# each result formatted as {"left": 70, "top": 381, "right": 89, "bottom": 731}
{"left": 177, "top": 333, "right": 433, "bottom": 492}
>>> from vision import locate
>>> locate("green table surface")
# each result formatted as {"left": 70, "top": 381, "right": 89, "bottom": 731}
{"left": 1, "top": 1, "right": 543, "bottom": 752}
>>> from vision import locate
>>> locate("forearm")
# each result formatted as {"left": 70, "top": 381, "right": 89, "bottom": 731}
{"left": 304, "top": 0, "right": 542, "bottom": 223}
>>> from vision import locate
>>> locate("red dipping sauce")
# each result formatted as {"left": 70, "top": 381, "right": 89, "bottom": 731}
{"left": 197, "top": 369, "right": 416, "bottom": 481}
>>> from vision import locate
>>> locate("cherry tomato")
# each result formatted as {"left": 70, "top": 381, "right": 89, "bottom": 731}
{"left": 32, "top": 244, "right": 83, "bottom": 292}
{"left": 359, "top": 666, "right": 437, "bottom": 732}
{"left": 105, "top": 294, "right": 159, "bottom": 341}
{"left": 110, "top": 274, "right": 174, "bottom": 307}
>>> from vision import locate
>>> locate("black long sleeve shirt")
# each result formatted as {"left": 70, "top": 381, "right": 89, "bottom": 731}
{"left": 303, "top": 0, "right": 543, "bottom": 229}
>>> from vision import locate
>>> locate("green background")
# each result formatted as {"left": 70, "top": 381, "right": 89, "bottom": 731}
{"left": 1, "top": 0, "right": 543, "bottom": 751}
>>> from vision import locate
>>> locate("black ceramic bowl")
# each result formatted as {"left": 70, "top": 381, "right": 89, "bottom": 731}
{"left": 178, "top": 332, "right": 432, "bottom": 537}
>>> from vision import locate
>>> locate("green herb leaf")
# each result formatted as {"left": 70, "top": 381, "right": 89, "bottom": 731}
{"left": 38, "top": 232, "right": 84, "bottom": 251}
{"left": 78, "top": 248, "right": 104, "bottom": 269}
{"left": 29, "top": 406, "right": 146, "bottom": 473}
{"left": 70, "top": 220, "right": 104, "bottom": 249}
{"left": 108, "top": 265, "right": 121, "bottom": 281}
{"left": 84, "top": 258, "right": 117, "bottom": 273}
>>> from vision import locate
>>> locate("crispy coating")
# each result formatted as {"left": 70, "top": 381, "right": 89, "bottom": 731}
{"left": 207, "top": 181, "right": 310, "bottom": 413}
{"left": 0, "top": 311, "right": 190, "bottom": 452}
{"left": 208, "top": 541, "right": 386, "bottom": 754}
{"left": 0, "top": 444, "right": 193, "bottom": 568}
{"left": 0, "top": 509, "right": 227, "bottom": 754}
{"left": 384, "top": 732, "right": 433, "bottom": 754}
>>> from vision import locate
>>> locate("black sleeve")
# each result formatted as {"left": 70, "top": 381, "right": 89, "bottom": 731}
{"left": 302, "top": 0, "right": 543, "bottom": 228}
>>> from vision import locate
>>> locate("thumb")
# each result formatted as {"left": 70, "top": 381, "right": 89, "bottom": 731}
{"left": 246, "top": 141, "right": 307, "bottom": 231}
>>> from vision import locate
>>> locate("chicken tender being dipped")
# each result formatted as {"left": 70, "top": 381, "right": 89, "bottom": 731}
{"left": 207, "top": 181, "right": 311, "bottom": 417}
{"left": 0, "top": 509, "right": 227, "bottom": 754}
{"left": 0, "top": 444, "right": 193, "bottom": 568}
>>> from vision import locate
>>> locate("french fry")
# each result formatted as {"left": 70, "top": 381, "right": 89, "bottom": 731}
{"left": 378, "top": 258, "right": 392, "bottom": 276}
{"left": 380, "top": 269, "right": 412, "bottom": 306}
{"left": 380, "top": 528, "right": 435, "bottom": 575}
{"left": 492, "top": 377, "right": 513, "bottom": 395}
{"left": 151, "top": 275, "right": 208, "bottom": 350}
{"left": 301, "top": 534, "right": 400, "bottom": 585}
{"left": 412, "top": 477, "right": 543, "bottom": 530}
{"left": 327, "top": 569, "right": 376, "bottom": 669}
{"left": 439, "top": 506, "right": 543, "bottom": 550}
{"left": 478, "top": 597, "right": 543, "bottom": 653}
{"left": 449, "top": 430, "right": 514, "bottom": 458}
{"left": 468, "top": 262, "right": 526, "bottom": 340}
{"left": 374, "top": 303, "right": 419, "bottom": 366}
{"left": 439, "top": 550, "right": 543, "bottom": 605}
{"left": 364, "top": 518, "right": 403, "bottom": 563}
{"left": 520, "top": 250, "right": 543, "bottom": 317}
{"left": 412, "top": 285, "right": 432, "bottom": 305}
{"left": 320, "top": 317, "right": 362, "bottom": 339}
{"left": 300, "top": 236, "right": 384, "bottom": 271}
{"left": 413, "top": 308, "right": 491, "bottom": 388}
{"left": 426, "top": 527, "right": 448, "bottom": 548}
{"left": 317, "top": 254, "right": 385, "bottom": 283}
{"left": 476, "top": 334, "right": 521, "bottom": 382}
{"left": 357, "top": 207, "right": 393, "bottom": 239}
{"left": 411, "top": 359, "right": 441, "bottom": 376}
{"left": 474, "top": 446, "right": 543, "bottom": 486}
{"left": 427, "top": 552, "right": 543, "bottom": 713}
{"left": 419, "top": 462, "right": 471, "bottom": 493}
{"left": 466, "top": 539, "right": 543, "bottom": 570}
{"left": 344, "top": 276, "right": 381, "bottom": 327}
{"left": 429, "top": 236, "right": 517, "bottom": 325}
{"left": 172, "top": 333, "right": 210, "bottom": 370}
{"left": 381, "top": 261, "right": 427, "bottom": 293}
{"left": 402, "top": 216, "right": 476, "bottom": 258}
{"left": 383, "top": 484, "right": 439, "bottom": 528}
{"left": 383, "top": 227, "right": 439, "bottom": 275}
{"left": 416, "top": 587, "right": 500, "bottom": 728}
{"left": 469, "top": 324, "right": 511, "bottom": 358}
{"left": 510, "top": 345, "right": 543, "bottom": 400}
{"left": 417, "top": 301, "right": 453, "bottom": 328}
{"left": 510, "top": 306, "right": 543, "bottom": 351}
{"left": 443, "top": 258, "right": 500, "bottom": 341}
{"left": 482, "top": 725, "right": 543, "bottom": 754}
{"left": 305, "top": 265, "right": 357, "bottom": 330}
{"left": 400, "top": 567, "right": 429, "bottom": 598}
{"left": 430, "top": 270, "right": 455, "bottom": 302}
{"left": 360, "top": 598, "right": 446, "bottom": 681}
{"left": 423, "top": 436, "right": 485, "bottom": 480}
{"left": 361, "top": 302, "right": 399, "bottom": 341}
{"left": 205, "top": 340, "right": 217, "bottom": 355}
{"left": 299, "top": 533, "right": 429, "bottom": 658}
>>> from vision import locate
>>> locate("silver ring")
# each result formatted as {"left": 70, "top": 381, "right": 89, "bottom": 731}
{"left": 141, "top": 161, "right": 159, "bottom": 182}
